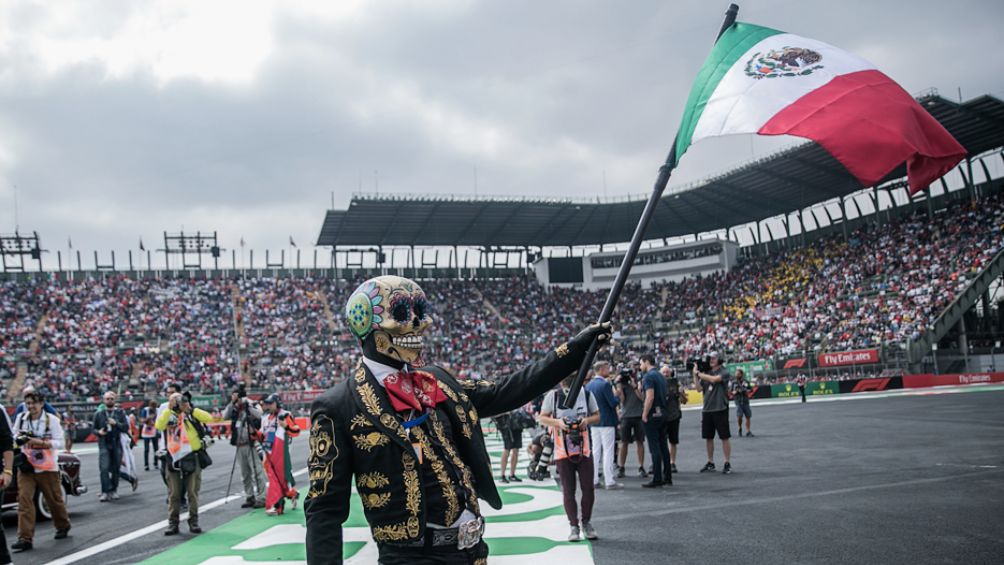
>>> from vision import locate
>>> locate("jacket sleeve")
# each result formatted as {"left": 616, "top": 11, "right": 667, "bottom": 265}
{"left": 0, "top": 409, "right": 13, "bottom": 453}
{"left": 463, "top": 340, "right": 592, "bottom": 418}
{"left": 304, "top": 399, "right": 353, "bottom": 565}
{"left": 155, "top": 407, "right": 172, "bottom": 431}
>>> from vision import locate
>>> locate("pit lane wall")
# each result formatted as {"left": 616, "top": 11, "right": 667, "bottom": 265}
{"left": 683, "top": 372, "right": 1004, "bottom": 404}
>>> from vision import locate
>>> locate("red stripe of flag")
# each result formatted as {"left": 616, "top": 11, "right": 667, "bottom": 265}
{"left": 759, "top": 69, "right": 966, "bottom": 193}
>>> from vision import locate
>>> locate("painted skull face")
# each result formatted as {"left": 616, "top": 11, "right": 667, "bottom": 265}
{"left": 345, "top": 275, "right": 433, "bottom": 366}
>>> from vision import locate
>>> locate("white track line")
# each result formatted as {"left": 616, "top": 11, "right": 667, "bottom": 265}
{"left": 48, "top": 467, "right": 308, "bottom": 565}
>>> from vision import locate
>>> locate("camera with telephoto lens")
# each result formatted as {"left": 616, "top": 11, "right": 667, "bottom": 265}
{"left": 563, "top": 416, "right": 585, "bottom": 447}
{"left": 528, "top": 430, "right": 553, "bottom": 481}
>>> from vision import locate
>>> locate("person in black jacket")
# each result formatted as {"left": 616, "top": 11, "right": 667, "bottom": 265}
{"left": 93, "top": 391, "right": 129, "bottom": 502}
{"left": 0, "top": 405, "right": 13, "bottom": 565}
{"left": 304, "top": 276, "right": 611, "bottom": 565}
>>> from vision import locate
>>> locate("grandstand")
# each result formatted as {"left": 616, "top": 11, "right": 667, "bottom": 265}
{"left": 1, "top": 93, "right": 1003, "bottom": 406}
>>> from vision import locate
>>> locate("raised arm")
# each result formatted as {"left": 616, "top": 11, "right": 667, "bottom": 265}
{"left": 463, "top": 323, "right": 612, "bottom": 417}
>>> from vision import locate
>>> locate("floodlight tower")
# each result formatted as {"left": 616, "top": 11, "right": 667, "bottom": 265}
{"left": 161, "top": 231, "right": 222, "bottom": 270}
{"left": 0, "top": 231, "right": 44, "bottom": 272}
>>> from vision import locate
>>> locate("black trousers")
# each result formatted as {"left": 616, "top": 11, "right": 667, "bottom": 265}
{"left": 377, "top": 540, "right": 488, "bottom": 564}
{"left": 643, "top": 417, "right": 671, "bottom": 484}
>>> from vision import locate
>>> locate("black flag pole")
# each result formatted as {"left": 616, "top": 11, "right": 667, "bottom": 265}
{"left": 561, "top": 3, "right": 740, "bottom": 409}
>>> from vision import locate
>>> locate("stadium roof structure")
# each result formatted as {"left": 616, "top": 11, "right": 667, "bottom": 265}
{"left": 317, "top": 93, "right": 1004, "bottom": 248}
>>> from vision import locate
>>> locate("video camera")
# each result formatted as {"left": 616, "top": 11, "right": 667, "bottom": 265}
{"left": 617, "top": 365, "right": 634, "bottom": 386}
{"left": 686, "top": 357, "right": 712, "bottom": 374}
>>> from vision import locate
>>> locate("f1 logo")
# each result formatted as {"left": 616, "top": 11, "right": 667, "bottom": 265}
{"left": 852, "top": 378, "right": 890, "bottom": 393}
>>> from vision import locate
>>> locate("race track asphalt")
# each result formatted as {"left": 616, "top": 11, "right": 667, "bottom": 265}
{"left": 5, "top": 387, "right": 1004, "bottom": 564}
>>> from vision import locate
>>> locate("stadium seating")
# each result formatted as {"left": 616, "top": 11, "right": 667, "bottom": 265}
{"left": 1, "top": 192, "right": 1001, "bottom": 401}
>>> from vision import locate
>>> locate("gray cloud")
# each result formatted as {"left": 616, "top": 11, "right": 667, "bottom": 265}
{"left": 1, "top": 0, "right": 1001, "bottom": 264}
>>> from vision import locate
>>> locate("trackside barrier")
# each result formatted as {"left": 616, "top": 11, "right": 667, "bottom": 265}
{"left": 902, "top": 372, "right": 1004, "bottom": 388}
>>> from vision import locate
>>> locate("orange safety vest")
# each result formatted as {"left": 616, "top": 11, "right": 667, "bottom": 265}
{"left": 17, "top": 414, "right": 58, "bottom": 472}
{"left": 548, "top": 388, "right": 593, "bottom": 461}
{"left": 166, "top": 414, "right": 195, "bottom": 463}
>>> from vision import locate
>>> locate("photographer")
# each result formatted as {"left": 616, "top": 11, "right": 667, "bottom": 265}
{"left": 156, "top": 392, "right": 214, "bottom": 535}
{"left": 223, "top": 385, "right": 266, "bottom": 509}
{"left": 11, "top": 391, "right": 71, "bottom": 553}
{"left": 586, "top": 361, "right": 621, "bottom": 489}
{"left": 692, "top": 353, "right": 732, "bottom": 475}
{"left": 93, "top": 391, "right": 129, "bottom": 502}
{"left": 140, "top": 399, "right": 160, "bottom": 471}
{"left": 733, "top": 369, "right": 753, "bottom": 437}
{"left": 538, "top": 375, "right": 601, "bottom": 542}
{"left": 661, "top": 365, "right": 687, "bottom": 474}
{"left": 639, "top": 355, "right": 671, "bottom": 488}
{"left": 492, "top": 409, "right": 522, "bottom": 484}
{"left": 615, "top": 364, "right": 647, "bottom": 479}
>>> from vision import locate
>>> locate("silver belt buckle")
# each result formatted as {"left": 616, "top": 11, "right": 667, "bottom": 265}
{"left": 457, "top": 517, "right": 483, "bottom": 550}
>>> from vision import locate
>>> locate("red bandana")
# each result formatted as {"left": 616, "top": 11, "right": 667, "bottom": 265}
{"left": 383, "top": 371, "right": 447, "bottom": 413}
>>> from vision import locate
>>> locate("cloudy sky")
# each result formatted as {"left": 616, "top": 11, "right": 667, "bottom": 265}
{"left": 1, "top": 0, "right": 1002, "bottom": 268}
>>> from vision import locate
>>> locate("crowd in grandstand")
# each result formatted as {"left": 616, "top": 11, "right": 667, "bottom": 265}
{"left": 1, "top": 193, "right": 1001, "bottom": 401}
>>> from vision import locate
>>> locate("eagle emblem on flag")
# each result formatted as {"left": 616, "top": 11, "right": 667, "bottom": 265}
{"left": 744, "top": 47, "right": 823, "bottom": 79}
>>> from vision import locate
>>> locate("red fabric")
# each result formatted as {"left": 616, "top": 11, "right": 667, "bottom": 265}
{"left": 383, "top": 370, "right": 447, "bottom": 413}
{"left": 759, "top": 69, "right": 966, "bottom": 193}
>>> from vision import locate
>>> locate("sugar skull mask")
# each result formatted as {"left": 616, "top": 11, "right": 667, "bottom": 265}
{"left": 345, "top": 276, "right": 432, "bottom": 367}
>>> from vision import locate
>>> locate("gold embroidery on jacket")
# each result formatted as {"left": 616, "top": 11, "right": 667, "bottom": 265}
{"left": 430, "top": 413, "right": 481, "bottom": 516}
{"left": 402, "top": 453, "right": 421, "bottom": 517}
{"left": 380, "top": 413, "right": 410, "bottom": 441}
{"left": 412, "top": 427, "right": 461, "bottom": 526}
{"left": 373, "top": 516, "right": 421, "bottom": 542}
{"left": 355, "top": 362, "right": 366, "bottom": 383}
{"left": 356, "top": 472, "right": 390, "bottom": 490}
{"left": 555, "top": 343, "right": 570, "bottom": 358}
{"left": 361, "top": 492, "right": 392, "bottom": 509}
{"left": 357, "top": 383, "right": 382, "bottom": 416}
{"left": 306, "top": 415, "right": 338, "bottom": 499}
{"left": 438, "top": 381, "right": 459, "bottom": 403}
{"left": 353, "top": 431, "right": 390, "bottom": 452}
{"left": 455, "top": 405, "right": 473, "bottom": 439}
{"left": 349, "top": 414, "right": 370, "bottom": 431}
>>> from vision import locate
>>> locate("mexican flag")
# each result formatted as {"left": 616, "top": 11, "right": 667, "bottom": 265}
{"left": 673, "top": 22, "right": 965, "bottom": 193}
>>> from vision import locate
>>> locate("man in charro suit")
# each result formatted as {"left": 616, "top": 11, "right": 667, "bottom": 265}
{"left": 304, "top": 276, "right": 612, "bottom": 564}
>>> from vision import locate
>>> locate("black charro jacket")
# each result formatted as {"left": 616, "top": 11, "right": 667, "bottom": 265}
{"left": 303, "top": 339, "right": 590, "bottom": 564}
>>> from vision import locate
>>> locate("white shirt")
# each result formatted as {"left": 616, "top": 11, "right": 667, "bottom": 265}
{"left": 362, "top": 357, "right": 406, "bottom": 389}
{"left": 12, "top": 411, "right": 64, "bottom": 456}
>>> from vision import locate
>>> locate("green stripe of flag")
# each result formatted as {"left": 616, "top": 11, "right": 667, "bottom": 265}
{"left": 671, "top": 22, "right": 782, "bottom": 166}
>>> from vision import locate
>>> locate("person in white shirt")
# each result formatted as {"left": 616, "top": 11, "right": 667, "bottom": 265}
{"left": 11, "top": 391, "right": 71, "bottom": 553}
